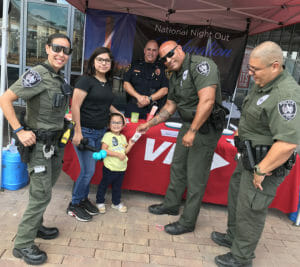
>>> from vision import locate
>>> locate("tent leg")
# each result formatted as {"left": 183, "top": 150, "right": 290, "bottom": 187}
{"left": 226, "top": 85, "right": 238, "bottom": 129}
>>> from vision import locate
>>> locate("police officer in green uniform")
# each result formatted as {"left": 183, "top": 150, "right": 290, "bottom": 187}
{"left": 124, "top": 40, "right": 169, "bottom": 119}
{"left": 0, "top": 33, "right": 72, "bottom": 265}
{"left": 137, "top": 40, "right": 223, "bottom": 235}
{"left": 212, "top": 41, "right": 300, "bottom": 267}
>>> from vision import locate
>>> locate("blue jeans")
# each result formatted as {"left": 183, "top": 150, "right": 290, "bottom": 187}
{"left": 72, "top": 127, "right": 106, "bottom": 204}
{"left": 96, "top": 165, "right": 125, "bottom": 205}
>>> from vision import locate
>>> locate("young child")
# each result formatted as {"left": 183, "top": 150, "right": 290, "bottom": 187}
{"left": 96, "top": 113, "right": 135, "bottom": 213}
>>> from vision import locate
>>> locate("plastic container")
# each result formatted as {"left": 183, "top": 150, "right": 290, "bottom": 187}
{"left": 1, "top": 149, "right": 29, "bottom": 190}
{"left": 289, "top": 192, "right": 300, "bottom": 223}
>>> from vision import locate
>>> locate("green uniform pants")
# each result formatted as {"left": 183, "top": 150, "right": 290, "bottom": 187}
{"left": 163, "top": 123, "right": 221, "bottom": 228}
{"left": 14, "top": 142, "right": 64, "bottom": 249}
{"left": 226, "top": 159, "right": 287, "bottom": 263}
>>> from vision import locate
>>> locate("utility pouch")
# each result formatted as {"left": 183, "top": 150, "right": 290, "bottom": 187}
{"left": 210, "top": 106, "right": 226, "bottom": 131}
{"left": 284, "top": 151, "right": 297, "bottom": 170}
{"left": 53, "top": 93, "right": 65, "bottom": 108}
{"left": 61, "top": 83, "right": 73, "bottom": 96}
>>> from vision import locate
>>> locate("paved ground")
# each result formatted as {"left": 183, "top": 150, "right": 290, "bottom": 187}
{"left": 0, "top": 171, "right": 300, "bottom": 267}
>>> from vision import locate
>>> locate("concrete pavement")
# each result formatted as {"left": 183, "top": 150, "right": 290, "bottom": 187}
{"left": 0, "top": 171, "right": 300, "bottom": 266}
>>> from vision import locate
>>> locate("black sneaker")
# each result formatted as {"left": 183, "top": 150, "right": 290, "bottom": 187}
{"left": 13, "top": 244, "right": 47, "bottom": 265}
{"left": 67, "top": 202, "right": 92, "bottom": 222}
{"left": 80, "top": 198, "right": 99, "bottom": 215}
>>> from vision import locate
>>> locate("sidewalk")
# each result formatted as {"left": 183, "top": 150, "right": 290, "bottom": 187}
{"left": 0, "top": 171, "right": 300, "bottom": 266}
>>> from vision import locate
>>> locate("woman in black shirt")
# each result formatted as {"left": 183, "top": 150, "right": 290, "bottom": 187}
{"left": 67, "top": 47, "right": 123, "bottom": 221}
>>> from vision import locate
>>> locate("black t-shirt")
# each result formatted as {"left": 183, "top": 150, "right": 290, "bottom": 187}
{"left": 75, "top": 75, "right": 114, "bottom": 129}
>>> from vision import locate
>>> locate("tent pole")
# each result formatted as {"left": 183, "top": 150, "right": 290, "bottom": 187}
{"left": 226, "top": 83, "right": 238, "bottom": 129}
{"left": 0, "top": 0, "right": 10, "bottom": 190}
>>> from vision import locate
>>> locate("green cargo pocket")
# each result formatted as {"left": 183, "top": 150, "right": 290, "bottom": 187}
{"left": 249, "top": 190, "right": 274, "bottom": 211}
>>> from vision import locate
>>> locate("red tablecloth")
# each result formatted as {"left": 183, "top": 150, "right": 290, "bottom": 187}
{"left": 62, "top": 121, "right": 300, "bottom": 214}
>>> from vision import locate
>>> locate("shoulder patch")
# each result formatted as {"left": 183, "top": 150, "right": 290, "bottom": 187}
{"left": 278, "top": 100, "right": 297, "bottom": 120}
{"left": 182, "top": 70, "right": 188, "bottom": 80}
{"left": 22, "top": 69, "right": 42, "bottom": 88}
{"left": 196, "top": 61, "right": 210, "bottom": 76}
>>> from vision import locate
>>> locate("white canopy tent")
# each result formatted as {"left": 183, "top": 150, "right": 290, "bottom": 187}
{"left": 66, "top": 0, "right": 300, "bottom": 35}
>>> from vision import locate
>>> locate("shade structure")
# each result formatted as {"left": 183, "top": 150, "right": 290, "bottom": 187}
{"left": 66, "top": 0, "right": 300, "bottom": 35}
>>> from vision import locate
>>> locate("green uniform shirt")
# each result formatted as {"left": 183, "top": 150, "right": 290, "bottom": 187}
{"left": 102, "top": 132, "right": 128, "bottom": 171}
{"left": 168, "top": 53, "right": 222, "bottom": 122}
{"left": 10, "top": 60, "right": 68, "bottom": 131}
{"left": 239, "top": 70, "right": 300, "bottom": 147}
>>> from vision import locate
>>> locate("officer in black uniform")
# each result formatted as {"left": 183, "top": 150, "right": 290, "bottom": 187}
{"left": 124, "top": 40, "right": 169, "bottom": 119}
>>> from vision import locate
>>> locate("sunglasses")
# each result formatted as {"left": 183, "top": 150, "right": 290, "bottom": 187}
{"left": 50, "top": 44, "right": 73, "bottom": 55}
{"left": 160, "top": 45, "right": 178, "bottom": 63}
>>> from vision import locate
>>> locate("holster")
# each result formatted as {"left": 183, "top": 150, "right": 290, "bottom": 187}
{"left": 15, "top": 138, "right": 33, "bottom": 163}
{"left": 210, "top": 103, "right": 229, "bottom": 131}
{"left": 235, "top": 136, "right": 296, "bottom": 177}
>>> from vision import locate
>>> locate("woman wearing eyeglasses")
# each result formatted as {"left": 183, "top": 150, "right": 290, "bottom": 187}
{"left": 0, "top": 33, "right": 72, "bottom": 265}
{"left": 67, "top": 46, "right": 124, "bottom": 222}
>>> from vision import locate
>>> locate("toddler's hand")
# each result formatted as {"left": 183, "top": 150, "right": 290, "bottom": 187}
{"left": 118, "top": 153, "right": 126, "bottom": 161}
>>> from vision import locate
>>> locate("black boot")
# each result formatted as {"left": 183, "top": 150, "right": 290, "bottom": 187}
{"left": 215, "top": 252, "right": 252, "bottom": 267}
{"left": 148, "top": 203, "right": 179, "bottom": 215}
{"left": 37, "top": 225, "right": 59, "bottom": 240}
{"left": 13, "top": 244, "right": 47, "bottom": 265}
{"left": 164, "top": 221, "right": 194, "bottom": 235}
{"left": 211, "top": 231, "right": 232, "bottom": 248}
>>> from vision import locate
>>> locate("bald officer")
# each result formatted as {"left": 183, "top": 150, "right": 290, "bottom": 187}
{"left": 212, "top": 41, "right": 300, "bottom": 266}
{"left": 137, "top": 40, "right": 223, "bottom": 235}
{"left": 124, "top": 40, "right": 168, "bottom": 119}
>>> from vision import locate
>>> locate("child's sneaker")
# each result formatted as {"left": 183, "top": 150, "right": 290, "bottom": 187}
{"left": 96, "top": 203, "right": 106, "bottom": 214}
{"left": 111, "top": 203, "right": 127, "bottom": 213}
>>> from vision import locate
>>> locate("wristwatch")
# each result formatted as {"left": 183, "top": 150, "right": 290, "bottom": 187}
{"left": 254, "top": 164, "right": 266, "bottom": 176}
{"left": 148, "top": 95, "right": 153, "bottom": 103}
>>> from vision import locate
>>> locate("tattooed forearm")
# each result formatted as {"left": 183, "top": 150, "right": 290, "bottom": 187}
{"left": 148, "top": 109, "right": 171, "bottom": 127}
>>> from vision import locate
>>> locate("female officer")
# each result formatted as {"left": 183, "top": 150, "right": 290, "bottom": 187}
{"left": 0, "top": 33, "right": 72, "bottom": 265}
{"left": 67, "top": 47, "right": 124, "bottom": 222}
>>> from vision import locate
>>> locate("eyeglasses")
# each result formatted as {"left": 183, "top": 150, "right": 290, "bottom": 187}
{"left": 111, "top": 121, "right": 123, "bottom": 125}
{"left": 95, "top": 57, "right": 112, "bottom": 64}
{"left": 247, "top": 62, "right": 276, "bottom": 74}
{"left": 159, "top": 45, "right": 178, "bottom": 63}
{"left": 50, "top": 44, "right": 72, "bottom": 55}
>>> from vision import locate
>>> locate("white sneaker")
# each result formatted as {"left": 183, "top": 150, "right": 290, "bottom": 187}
{"left": 96, "top": 203, "right": 106, "bottom": 214}
{"left": 111, "top": 202, "right": 127, "bottom": 213}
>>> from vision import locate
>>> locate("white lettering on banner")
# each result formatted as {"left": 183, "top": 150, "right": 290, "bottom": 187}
{"left": 144, "top": 138, "right": 230, "bottom": 169}
{"left": 163, "top": 143, "right": 176, "bottom": 165}
{"left": 144, "top": 138, "right": 173, "bottom": 162}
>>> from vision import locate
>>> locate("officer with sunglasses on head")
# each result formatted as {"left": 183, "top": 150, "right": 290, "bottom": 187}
{"left": 124, "top": 40, "right": 169, "bottom": 119}
{"left": 0, "top": 33, "right": 72, "bottom": 265}
{"left": 137, "top": 40, "right": 223, "bottom": 235}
